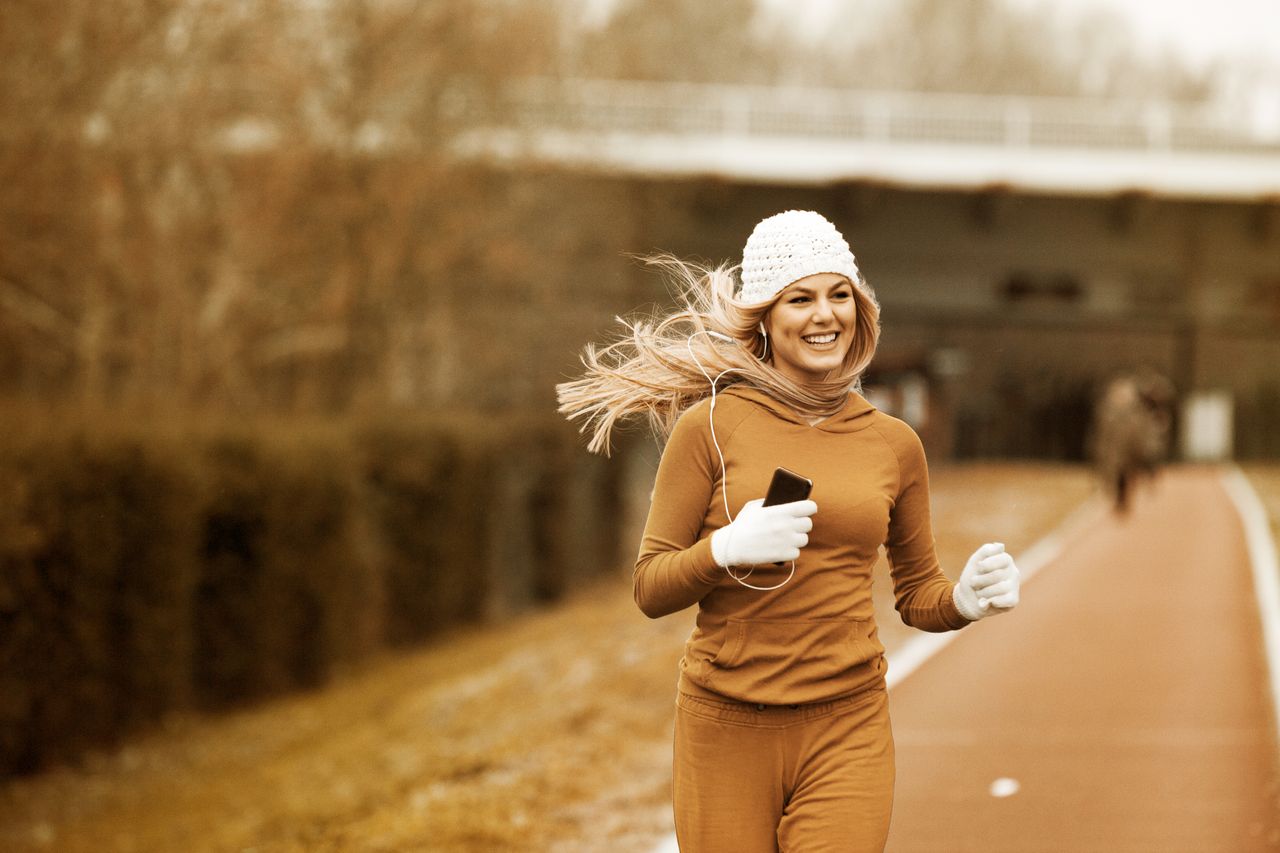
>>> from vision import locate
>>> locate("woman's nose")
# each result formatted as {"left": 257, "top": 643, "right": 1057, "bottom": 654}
{"left": 812, "top": 298, "right": 834, "bottom": 320}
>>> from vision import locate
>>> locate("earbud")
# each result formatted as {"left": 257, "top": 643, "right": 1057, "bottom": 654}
{"left": 704, "top": 330, "right": 734, "bottom": 343}
{"left": 758, "top": 322, "right": 768, "bottom": 338}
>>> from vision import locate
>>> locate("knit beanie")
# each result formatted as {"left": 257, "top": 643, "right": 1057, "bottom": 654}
{"left": 739, "top": 210, "right": 861, "bottom": 305}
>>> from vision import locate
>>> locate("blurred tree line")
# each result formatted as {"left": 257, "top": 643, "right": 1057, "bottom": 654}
{"left": 0, "top": 0, "right": 1217, "bottom": 415}
{"left": 0, "top": 0, "right": 565, "bottom": 412}
{"left": 573, "top": 0, "right": 1218, "bottom": 99}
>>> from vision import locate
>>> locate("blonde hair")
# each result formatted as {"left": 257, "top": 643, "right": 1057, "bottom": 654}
{"left": 556, "top": 255, "right": 881, "bottom": 455}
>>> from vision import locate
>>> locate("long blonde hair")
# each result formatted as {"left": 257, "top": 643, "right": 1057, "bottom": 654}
{"left": 556, "top": 254, "right": 881, "bottom": 455}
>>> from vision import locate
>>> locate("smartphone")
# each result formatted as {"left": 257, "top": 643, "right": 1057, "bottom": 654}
{"left": 762, "top": 467, "right": 813, "bottom": 507}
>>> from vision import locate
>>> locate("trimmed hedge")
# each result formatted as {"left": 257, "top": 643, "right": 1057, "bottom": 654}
{"left": 0, "top": 412, "right": 631, "bottom": 777}
{"left": 0, "top": 433, "right": 199, "bottom": 774}
{"left": 357, "top": 420, "right": 491, "bottom": 645}
{"left": 194, "top": 431, "right": 376, "bottom": 708}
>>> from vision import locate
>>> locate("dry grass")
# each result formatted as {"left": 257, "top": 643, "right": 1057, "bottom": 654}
{"left": 0, "top": 463, "right": 1098, "bottom": 852}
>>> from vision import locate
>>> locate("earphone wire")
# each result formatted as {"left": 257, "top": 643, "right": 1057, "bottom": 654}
{"left": 685, "top": 330, "right": 795, "bottom": 592}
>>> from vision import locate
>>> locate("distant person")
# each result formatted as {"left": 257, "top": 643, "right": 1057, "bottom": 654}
{"left": 1090, "top": 370, "right": 1175, "bottom": 514}
{"left": 557, "top": 210, "right": 1021, "bottom": 852}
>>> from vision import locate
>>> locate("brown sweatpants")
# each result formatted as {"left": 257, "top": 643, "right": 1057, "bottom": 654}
{"left": 673, "top": 685, "right": 895, "bottom": 853}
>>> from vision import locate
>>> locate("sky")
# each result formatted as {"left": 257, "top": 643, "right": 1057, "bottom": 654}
{"left": 756, "top": 0, "right": 1280, "bottom": 69}
{"left": 1003, "top": 0, "right": 1280, "bottom": 68}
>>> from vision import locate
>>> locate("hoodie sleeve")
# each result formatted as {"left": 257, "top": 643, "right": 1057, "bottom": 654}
{"left": 632, "top": 403, "right": 724, "bottom": 618}
{"left": 881, "top": 422, "right": 970, "bottom": 632}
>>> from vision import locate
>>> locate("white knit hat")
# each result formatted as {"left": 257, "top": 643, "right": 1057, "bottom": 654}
{"left": 739, "top": 210, "right": 861, "bottom": 305}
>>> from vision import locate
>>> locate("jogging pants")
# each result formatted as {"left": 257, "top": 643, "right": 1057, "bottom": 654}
{"left": 672, "top": 685, "right": 895, "bottom": 853}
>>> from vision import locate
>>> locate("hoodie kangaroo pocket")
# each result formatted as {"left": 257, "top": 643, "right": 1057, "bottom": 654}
{"left": 711, "top": 617, "right": 879, "bottom": 699}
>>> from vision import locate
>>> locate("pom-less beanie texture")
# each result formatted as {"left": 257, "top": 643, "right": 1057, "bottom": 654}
{"left": 739, "top": 210, "right": 861, "bottom": 305}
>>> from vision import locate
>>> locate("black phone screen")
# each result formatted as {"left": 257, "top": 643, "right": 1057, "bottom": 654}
{"left": 762, "top": 467, "right": 813, "bottom": 507}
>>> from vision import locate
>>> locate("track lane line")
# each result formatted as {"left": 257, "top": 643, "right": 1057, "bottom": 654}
{"left": 885, "top": 493, "right": 1106, "bottom": 689}
{"left": 1221, "top": 465, "right": 1280, "bottom": 751}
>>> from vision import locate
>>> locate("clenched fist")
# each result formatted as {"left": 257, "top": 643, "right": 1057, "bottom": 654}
{"left": 953, "top": 542, "right": 1021, "bottom": 621}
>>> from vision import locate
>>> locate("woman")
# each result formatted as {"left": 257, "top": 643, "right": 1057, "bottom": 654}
{"left": 557, "top": 210, "right": 1020, "bottom": 852}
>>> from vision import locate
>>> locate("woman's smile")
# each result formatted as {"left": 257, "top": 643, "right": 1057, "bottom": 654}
{"left": 801, "top": 332, "right": 839, "bottom": 348}
{"left": 764, "top": 272, "right": 857, "bottom": 386}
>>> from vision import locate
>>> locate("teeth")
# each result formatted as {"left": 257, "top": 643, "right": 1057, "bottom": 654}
{"left": 803, "top": 333, "right": 836, "bottom": 344}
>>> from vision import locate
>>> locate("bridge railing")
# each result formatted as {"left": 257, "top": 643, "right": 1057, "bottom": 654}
{"left": 474, "top": 77, "right": 1279, "bottom": 155}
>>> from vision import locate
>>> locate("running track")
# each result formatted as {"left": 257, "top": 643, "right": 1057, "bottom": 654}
{"left": 655, "top": 467, "right": 1280, "bottom": 851}
{"left": 888, "top": 467, "right": 1280, "bottom": 851}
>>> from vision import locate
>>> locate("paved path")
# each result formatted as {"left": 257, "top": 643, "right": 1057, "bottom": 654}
{"left": 887, "top": 467, "right": 1280, "bottom": 851}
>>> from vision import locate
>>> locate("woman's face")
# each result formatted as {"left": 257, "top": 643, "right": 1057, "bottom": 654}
{"left": 763, "top": 272, "right": 857, "bottom": 386}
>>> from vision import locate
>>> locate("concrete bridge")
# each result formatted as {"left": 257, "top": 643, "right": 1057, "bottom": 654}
{"left": 442, "top": 78, "right": 1280, "bottom": 460}
{"left": 458, "top": 77, "right": 1280, "bottom": 201}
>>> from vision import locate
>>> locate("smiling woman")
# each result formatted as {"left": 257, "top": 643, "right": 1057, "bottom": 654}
{"left": 554, "top": 211, "right": 882, "bottom": 457}
{"left": 763, "top": 272, "right": 858, "bottom": 386}
{"left": 556, "top": 209, "right": 1024, "bottom": 852}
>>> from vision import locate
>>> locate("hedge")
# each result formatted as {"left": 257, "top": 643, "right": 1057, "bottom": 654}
{"left": 0, "top": 411, "right": 632, "bottom": 777}
{"left": 0, "top": 432, "right": 199, "bottom": 774}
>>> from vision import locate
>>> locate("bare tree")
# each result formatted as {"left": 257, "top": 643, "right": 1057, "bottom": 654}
{"left": 572, "top": 0, "right": 781, "bottom": 84}
{"left": 0, "top": 0, "right": 565, "bottom": 412}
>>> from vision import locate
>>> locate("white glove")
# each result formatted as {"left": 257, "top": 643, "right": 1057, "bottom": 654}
{"left": 953, "top": 542, "right": 1021, "bottom": 621}
{"left": 710, "top": 498, "right": 817, "bottom": 569}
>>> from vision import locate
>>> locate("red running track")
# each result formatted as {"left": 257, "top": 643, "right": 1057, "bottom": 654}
{"left": 887, "top": 467, "right": 1280, "bottom": 851}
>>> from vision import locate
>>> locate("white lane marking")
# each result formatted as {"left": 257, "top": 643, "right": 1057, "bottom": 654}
{"left": 651, "top": 492, "right": 1109, "bottom": 851}
{"left": 886, "top": 493, "right": 1108, "bottom": 689}
{"left": 1221, "top": 466, "right": 1280, "bottom": 750}
{"left": 652, "top": 837, "right": 680, "bottom": 853}
{"left": 989, "top": 777, "right": 1021, "bottom": 798}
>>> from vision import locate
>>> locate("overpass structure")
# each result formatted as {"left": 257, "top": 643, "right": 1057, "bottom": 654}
{"left": 448, "top": 78, "right": 1280, "bottom": 460}
{"left": 459, "top": 78, "right": 1280, "bottom": 201}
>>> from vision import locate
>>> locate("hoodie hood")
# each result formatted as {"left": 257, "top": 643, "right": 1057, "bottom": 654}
{"left": 720, "top": 385, "right": 878, "bottom": 433}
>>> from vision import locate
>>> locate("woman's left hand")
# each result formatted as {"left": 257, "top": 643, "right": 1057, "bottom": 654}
{"left": 953, "top": 542, "right": 1021, "bottom": 621}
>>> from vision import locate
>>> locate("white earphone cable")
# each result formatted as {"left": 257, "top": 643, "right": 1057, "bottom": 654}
{"left": 685, "top": 330, "right": 794, "bottom": 592}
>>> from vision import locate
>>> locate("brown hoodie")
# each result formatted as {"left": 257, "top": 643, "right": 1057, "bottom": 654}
{"left": 634, "top": 386, "right": 968, "bottom": 705}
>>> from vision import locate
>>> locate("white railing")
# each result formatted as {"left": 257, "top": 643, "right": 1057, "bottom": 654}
{"left": 472, "top": 77, "right": 1279, "bottom": 155}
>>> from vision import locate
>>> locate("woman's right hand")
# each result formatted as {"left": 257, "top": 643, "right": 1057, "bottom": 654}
{"left": 710, "top": 498, "right": 817, "bottom": 568}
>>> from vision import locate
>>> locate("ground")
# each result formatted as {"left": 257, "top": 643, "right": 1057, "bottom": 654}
{"left": 3, "top": 462, "right": 1274, "bottom": 852}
